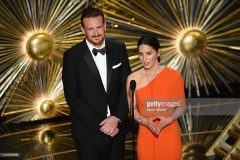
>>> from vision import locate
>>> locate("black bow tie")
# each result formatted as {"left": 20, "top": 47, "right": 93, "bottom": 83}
{"left": 92, "top": 47, "right": 107, "bottom": 56}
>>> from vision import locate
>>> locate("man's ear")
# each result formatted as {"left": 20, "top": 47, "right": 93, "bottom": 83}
{"left": 104, "top": 21, "right": 106, "bottom": 31}
{"left": 81, "top": 26, "right": 85, "bottom": 35}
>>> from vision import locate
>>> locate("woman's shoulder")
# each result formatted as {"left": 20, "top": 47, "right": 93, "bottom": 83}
{"left": 161, "top": 67, "right": 184, "bottom": 85}
{"left": 163, "top": 67, "right": 182, "bottom": 78}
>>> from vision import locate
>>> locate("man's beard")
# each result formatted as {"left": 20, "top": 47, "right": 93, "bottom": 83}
{"left": 91, "top": 35, "right": 104, "bottom": 46}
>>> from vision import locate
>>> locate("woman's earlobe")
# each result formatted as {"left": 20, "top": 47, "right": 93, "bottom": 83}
{"left": 158, "top": 49, "right": 161, "bottom": 56}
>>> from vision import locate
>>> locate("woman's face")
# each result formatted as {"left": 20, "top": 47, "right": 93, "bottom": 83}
{"left": 138, "top": 44, "right": 160, "bottom": 69}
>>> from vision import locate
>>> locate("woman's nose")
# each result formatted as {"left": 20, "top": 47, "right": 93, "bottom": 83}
{"left": 142, "top": 54, "right": 146, "bottom": 61}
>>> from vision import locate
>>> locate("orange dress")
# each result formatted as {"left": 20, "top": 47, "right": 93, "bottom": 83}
{"left": 136, "top": 67, "right": 185, "bottom": 160}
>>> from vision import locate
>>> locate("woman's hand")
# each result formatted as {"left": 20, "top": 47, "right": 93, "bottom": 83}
{"left": 156, "top": 116, "right": 173, "bottom": 135}
{"left": 141, "top": 117, "right": 158, "bottom": 135}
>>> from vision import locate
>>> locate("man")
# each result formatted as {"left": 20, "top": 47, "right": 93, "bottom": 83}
{"left": 62, "top": 7, "right": 131, "bottom": 160}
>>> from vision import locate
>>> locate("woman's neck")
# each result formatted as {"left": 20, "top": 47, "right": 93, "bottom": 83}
{"left": 144, "top": 64, "right": 163, "bottom": 76}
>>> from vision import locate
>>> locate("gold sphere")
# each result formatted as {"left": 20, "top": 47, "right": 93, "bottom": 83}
{"left": 40, "top": 130, "right": 55, "bottom": 146}
{"left": 183, "top": 144, "right": 207, "bottom": 154}
{"left": 182, "top": 144, "right": 208, "bottom": 160}
{"left": 39, "top": 99, "right": 55, "bottom": 116}
{"left": 26, "top": 33, "right": 53, "bottom": 60}
{"left": 179, "top": 30, "right": 206, "bottom": 57}
{"left": 182, "top": 153, "right": 209, "bottom": 160}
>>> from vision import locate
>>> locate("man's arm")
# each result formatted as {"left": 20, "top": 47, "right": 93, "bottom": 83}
{"left": 100, "top": 41, "right": 131, "bottom": 136}
{"left": 111, "top": 42, "right": 132, "bottom": 121}
{"left": 62, "top": 50, "right": 102, "bottom": 134}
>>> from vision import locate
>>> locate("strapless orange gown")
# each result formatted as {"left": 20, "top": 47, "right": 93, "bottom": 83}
{"left": 136, "top": 67, "right": 185, "bottom": 160}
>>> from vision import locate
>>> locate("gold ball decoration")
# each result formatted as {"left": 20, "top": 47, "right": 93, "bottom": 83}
{"left": 182, "top": 153, "right": 209, "bottom": 160}
{"left": 179, "top": 30, "right": 206, "bottom": 57}
{"left": 39, "top": 99, "right": 55, "bottom": 116}
{"left": 26, "top": 33, "right": 53, "bottom": 61}
{"left": 40, "top": 130, "right": 55, "bottom": 146}
{"left": 182, "top": 144, "right": 208, "bottom": 160}
{"left": 183, "top": 144, "right": 207, "bottom": 154}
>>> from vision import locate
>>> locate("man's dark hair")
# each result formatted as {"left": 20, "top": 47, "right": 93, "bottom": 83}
{"left": 81, "top": 7, "right": 105, "bottom": 28}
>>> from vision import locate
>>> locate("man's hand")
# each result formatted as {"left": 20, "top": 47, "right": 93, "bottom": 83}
{"left": 109, "top": 128, "right": 119, "bottom": 137}
{"left": 100, "top": 116, "right": 119, "bottom": 136}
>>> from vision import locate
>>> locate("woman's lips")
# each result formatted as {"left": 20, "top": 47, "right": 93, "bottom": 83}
{"left": 143, "top": 62, "right": 149, "bottom": 66}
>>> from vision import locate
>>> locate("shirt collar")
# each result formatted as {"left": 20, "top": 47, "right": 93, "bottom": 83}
{"left": 86, "top": 39, "right": 106, "bottom": 54}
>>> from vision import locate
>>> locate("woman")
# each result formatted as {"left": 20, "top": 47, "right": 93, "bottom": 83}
{"left": 126, "top": 35, "right": 185, "bottom": 160}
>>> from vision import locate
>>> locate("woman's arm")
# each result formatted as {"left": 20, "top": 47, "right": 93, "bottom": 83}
{"left": 156, "top": 106, "right": 185, "bottom": 134}
{"left": 126, "top": 75, "right": 158, "bottom": 135}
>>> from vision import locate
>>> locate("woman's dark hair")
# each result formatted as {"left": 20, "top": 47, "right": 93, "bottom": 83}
{"left": 80, "top": 7, "right": 105, "bottom": 28}
{"left": 137, "top": 35, "right": 161, "bottom": 62}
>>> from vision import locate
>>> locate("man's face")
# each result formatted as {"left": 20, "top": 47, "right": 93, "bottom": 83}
{"left": 81, "top": 16, "right": 106, "bottom": 48}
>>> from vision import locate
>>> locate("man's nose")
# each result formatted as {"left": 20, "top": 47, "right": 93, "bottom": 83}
{"left": 93, "top": 29, "right": 98, "bottom": 35}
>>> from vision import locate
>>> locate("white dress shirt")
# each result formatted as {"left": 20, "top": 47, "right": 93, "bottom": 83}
{"left": 86, "top": 39, "right": 110, "bottom": 117}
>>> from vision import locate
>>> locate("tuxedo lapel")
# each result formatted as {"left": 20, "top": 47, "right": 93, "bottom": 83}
{"left": 83, "top": 50, "right": 103, "bottom": 85}
{"left": 106, "top": 46, "right": 112, "bottom": 92}
{"left": 82, "top": 39, "right": 113, "bottom": 93}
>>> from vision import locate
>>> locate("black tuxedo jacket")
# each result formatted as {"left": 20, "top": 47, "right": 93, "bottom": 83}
{"left": 62, "top": 38, "right": 131, "bottom": 143}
